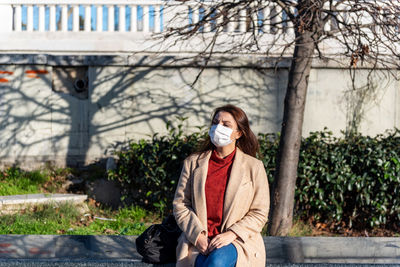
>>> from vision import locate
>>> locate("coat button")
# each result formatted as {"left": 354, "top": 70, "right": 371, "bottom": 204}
{"left": 255, "top": 252, "right": 259, "bottom": 258}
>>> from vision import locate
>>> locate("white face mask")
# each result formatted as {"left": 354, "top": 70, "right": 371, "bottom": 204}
{"left": 209, "top": 124, "right": 233, "bottom": 147}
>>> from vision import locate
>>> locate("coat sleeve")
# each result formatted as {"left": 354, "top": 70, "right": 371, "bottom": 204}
{"left": 228, "top": 160, "right": 270, "bottom": 243}
{"left": 173, "top": 157, "right": 206, "bottom": 246}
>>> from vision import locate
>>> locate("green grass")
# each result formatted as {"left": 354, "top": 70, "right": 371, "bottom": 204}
{"left": 0, "top": 165, "right": 155, "bottom": 235}
{"left": 0, "top": 203, "right": 153, "bottom": 235}
{"left": 0, "top": 167, "right": 50, "bottom": 196}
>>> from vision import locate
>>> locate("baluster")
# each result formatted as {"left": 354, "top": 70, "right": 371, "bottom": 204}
{"left": 49, "top": 5, "right": 56, "bottom": 31}
{"left": 227, "top": 10, "right": 235, "bottom": 32}
{"left": 61, "top": 5, "right": 68, "bottom": 32}
{"left": 239, "top": 9, "right": 246, "bottom": 32}
{"left": 73, "top": 5, "right": 79, "bottom": 32}
{"left": 251, "top": 5, "right": 258, "bottom": 33}
{"left": 203, "top": 6, "right": 210, "bottom": 32}
{"left": 38, "top": 5, "right": 45, "bottom": 32}
{"left": 84, "top": 5, "right": 91, "bottom": 32}
{"left": 119, "top": 5, "right": 126, "bottom": 32}
{"left": 323, "top": 2, "right": 330, "bottom": 32}
{"left": 108, "top": 5, "right": 114, "bottom": 32}
{"left": 262, "top": 6, "right": 269, "bottom": 33}
{"left": 216, "top": 7, "right": 223, "bottom": 32}
{"left": 276, "top": 5, "right": 283, "bottom": 34}
{"left": 286, "top": 7, "right": 295, "bottom": 35}
{"left": 27, "top": 5, "right": 34, "bottom": 31}
{"left": 143, "top": 5, "right": 149, "bottom": 32}
{"left": 96, "top": 5, "right": 103, "bottom": 32}
{"left": 14, "top": 5, "right": 22, "bottom": 31}
{"left": 270, "top": 4, "right": 279, "bottom": 33}
{"left": 130, "top": 5, "right": 137, "bottom": 32}
{"left": 192, "top": 6, "right": 199, "bottom": 27}
{"left": 154, "top": 5, "right": 160, "bottom": 33}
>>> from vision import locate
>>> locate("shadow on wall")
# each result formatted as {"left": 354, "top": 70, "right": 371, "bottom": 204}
{"left": 0, "top": 56, "right": 286, "bottom": 168}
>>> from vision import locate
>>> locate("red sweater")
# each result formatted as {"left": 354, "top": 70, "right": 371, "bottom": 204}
{"left": 205, "top": 148, "right": 236, "bottom": 238}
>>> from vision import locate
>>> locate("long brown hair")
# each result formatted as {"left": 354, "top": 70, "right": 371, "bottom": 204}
{"left": 197, "top": 104, "right": 260, "bottom": 157}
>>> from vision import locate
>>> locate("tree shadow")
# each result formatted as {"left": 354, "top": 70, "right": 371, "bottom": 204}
{"left": 0, "top": 55, "right": 284, "bottom": 169}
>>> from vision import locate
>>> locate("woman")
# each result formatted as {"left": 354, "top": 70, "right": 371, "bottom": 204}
{"left": 173, "top": 104, "right": 270, "bottom": 267}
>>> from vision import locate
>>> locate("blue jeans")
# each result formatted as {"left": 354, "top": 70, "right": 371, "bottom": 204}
{"left": 195, "top": 243, "right": 237, "bottom": 267}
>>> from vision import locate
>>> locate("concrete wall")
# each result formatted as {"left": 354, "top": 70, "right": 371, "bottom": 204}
{"left": 0, "top": 55, "right": 398, "bottom": 168}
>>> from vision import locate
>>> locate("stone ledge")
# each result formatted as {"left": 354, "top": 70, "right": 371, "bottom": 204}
{"left": 0, "top": 194, "right": 87, "bottom": 213}
{"left": 0, "top": 53, "right": 390, "bottom": 69}
{"left": 0, "top": 235, "right": 399, "bottom": 265}
{"left": 0, "top": 260, "right": 397, "bottom": 267}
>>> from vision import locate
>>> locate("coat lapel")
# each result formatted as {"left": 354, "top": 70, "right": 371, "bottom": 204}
{"left": 192, "top": 150, "right": 211, "bottom": 230}
{"left": 221, "top": 148, "right": 245, "bottom": 230}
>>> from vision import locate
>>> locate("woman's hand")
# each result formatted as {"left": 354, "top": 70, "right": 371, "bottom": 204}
{"left": 207, "top": 231, "right": 237, "bottom": 252}
{"left": 195, "top": 232, "right": 209, "bottom": 255}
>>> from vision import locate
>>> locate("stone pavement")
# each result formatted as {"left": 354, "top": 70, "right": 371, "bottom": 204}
{"left": 0, "top": 235, "right": 399, "bottom": 266}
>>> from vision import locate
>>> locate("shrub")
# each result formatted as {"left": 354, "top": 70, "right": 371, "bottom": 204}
{"left": 296, "top": 129, "right": 400, "bottom": 229}
{"left": 108, "top": 117, "right": 206, "bottom": 215}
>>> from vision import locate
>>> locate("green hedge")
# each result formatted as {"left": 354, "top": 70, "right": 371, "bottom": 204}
{"left": 109, "top": 123, "right": 400, "bottom": 229}
{"left": 295, "top": 129, "right": 400, "bottom": 228}
{"left": 108, "top": 118, "right": 206, "bottom": 215}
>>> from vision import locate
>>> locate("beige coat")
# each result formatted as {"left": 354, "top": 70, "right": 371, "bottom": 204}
{"left": 173, "top": 148, "right": 270, "bottom": 267}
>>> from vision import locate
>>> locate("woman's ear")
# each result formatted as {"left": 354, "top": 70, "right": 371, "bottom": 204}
{"left": 235, "top": 130, "right": 243, "bottom": 140}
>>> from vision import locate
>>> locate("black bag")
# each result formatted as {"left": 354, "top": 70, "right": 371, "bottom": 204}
{"left": 136, "top": 214, "right": 182, "bottom": 264}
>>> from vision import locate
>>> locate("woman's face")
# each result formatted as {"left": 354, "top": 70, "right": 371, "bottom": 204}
{"left": 212, "top": 111, "right": 242, "bottom": 141}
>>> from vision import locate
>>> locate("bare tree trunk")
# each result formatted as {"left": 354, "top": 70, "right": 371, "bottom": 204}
{"left": 269, "top": 30, "right": 315, "bottom": 236}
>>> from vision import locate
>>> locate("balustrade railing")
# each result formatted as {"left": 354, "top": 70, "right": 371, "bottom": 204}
{"left": 0, "top": 0, "right": 298, "bottom": 34}
{"left": 0, "top": 0, "right": 165, "bottom": 33}
{"left": 0, "top": 0, "right": 354, "bottom": 54}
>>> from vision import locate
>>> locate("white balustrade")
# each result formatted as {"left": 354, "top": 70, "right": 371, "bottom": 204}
{"left": 0, "top": 1, "right": 166, "bottom": 33}
{"left": 0, "top": 0, "right": 303, "bottom": 54}
{"left": 0, "top": 0, "right": 296, "bottom": 36}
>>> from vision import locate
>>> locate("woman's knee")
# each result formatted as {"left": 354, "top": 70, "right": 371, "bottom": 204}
{"left": 206, "top": 245, "right": 237, "bottom": 267}
{"left": 206, "top": 255, "right": 228, "bottom": 267}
